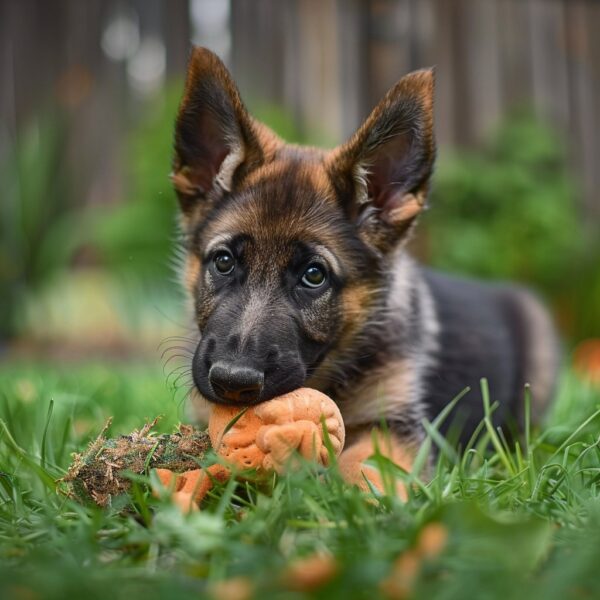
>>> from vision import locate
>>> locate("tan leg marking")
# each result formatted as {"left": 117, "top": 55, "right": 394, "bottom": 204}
{"left": 337, "top": 429, "right": 415, "bottom": 500}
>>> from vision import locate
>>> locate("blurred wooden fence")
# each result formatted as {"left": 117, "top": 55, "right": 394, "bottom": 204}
{"left": 231, "top": 0, "right": 600, "bottom": 224}
{"left": 0, "top": 0, "right": 189, "bottom": 211}
{"left": 1, "top": 0, "right": 598, "bottom": 224}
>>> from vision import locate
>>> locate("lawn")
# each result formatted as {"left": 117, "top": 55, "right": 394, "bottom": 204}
{"left": 1, "top": 360, "right": 599, "bottom": 600}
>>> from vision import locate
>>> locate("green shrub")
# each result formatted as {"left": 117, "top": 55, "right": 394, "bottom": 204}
{"left": 91, "top": 85, "right": 183, "bottom": 281}
{"left": 0, "top": 113, "right": 76, "bottom": 339}
{"left": 423, "top": 114, "right": 584, "bottom": 293}
{"left": 421, "top": 114, "right": 600, "bottom": 341}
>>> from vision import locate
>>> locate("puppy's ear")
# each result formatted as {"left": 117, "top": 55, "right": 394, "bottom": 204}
{"left": 327, "top": 69, "right": 435, "bottom": 254}
{"left": 172, "top": 47, "right": 264, "bottom": 216}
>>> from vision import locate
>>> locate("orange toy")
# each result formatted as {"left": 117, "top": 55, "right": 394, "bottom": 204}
{"left": 154, "top": 388, "right": 345, "bottom": 512}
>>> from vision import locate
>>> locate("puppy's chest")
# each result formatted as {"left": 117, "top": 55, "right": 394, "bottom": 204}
{"left": 332, "top": 357, "right": 422, "bottom": 429}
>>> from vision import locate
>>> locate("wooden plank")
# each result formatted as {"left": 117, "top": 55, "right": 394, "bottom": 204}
{"left": 367, "top": 0, "right": 413, "bottom": 107}
{"left": 430, "top": 0, "right": 458, "bottom": 147}
{"left": 460, "top": 0, "right": 503, "bottom": 141}
{"left": 408, "top": 0, "right": 436, "bottom": 70}
{"left": 497, "top": 0, "right": 534, "bottom": 110}
{"left": 529, "top": 0, "right": 570, "bottom": 127}
{"left": 564, "top": 0, "right": 600, "bottom": 224}
{"left": 336, "top": 0, "right": 370, "bottom": 139}
{"left": 295, "top": 0, "right": 342, "bottom": 144}
{"left": 281, "top": 0, "right": 303, "bottom": 131}
{"left": 164, "top": 0, "right": 191, "bottom": 77}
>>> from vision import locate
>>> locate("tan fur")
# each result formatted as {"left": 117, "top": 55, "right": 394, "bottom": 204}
{"left": 300, "top": 288, "right": 335, "bottom": 344}
{"left": 196, "top": 268, "right": 216, "bottom": 328}
{"left": 338, "top": 429, "right": 415, "bottom": 499}
{"left": 183, "top": 253, "right": 201, "bottom": 296}
{"left": 306, "top": 283, "right": 379, "bottom": 390}
{"left": 387, "top": 192, "right": 427, "bottom": 226}
{"left": 339, "top": 359, "right": 418, "bottom": 428}
{"left": 238, "top": 291, "right": 273, "bottom": 346}
{"left": 171, "top": 168, "right": 201, "bottom": 197}
{"left": 198, "top": 161, "right": 351, "bottom": 270}
{"left": 338, "top": 283, "right": 378, "bottom": 341}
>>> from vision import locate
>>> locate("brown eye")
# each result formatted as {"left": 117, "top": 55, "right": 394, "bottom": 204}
{"left": 214, "top": 251, "right": 235, "bottom": 275}
{"left": 301, "top": 264, "right": 326, "bottom": 288}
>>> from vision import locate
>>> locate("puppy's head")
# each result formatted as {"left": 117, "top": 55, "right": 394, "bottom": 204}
{"left": 172, "top": 47, "right": 435, "bottom": 406}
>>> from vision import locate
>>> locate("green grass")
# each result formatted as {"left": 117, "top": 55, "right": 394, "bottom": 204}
{"left": 1, "top": 361, "right": 600, "bottom": 600}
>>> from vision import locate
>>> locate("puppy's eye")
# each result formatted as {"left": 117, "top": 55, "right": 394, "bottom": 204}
{"left": 301, "top": 264, "right": 327, "bottom": 288}
{"left": 214, "top": 251, "right": 235, "bottom": 275}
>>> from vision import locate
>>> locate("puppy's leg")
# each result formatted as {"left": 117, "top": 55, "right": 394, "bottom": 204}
{"left": 338, "top": 429, "right": 417, "bottom": 500}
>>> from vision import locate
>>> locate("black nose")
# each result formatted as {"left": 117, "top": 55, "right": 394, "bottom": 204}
{"left": 208, "top": 362, "right": 265, "bottom": 403}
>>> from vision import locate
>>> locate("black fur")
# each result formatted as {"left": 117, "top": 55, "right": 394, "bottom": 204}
{"left": 422, "top": 270, "right": 529, "bottom": 443}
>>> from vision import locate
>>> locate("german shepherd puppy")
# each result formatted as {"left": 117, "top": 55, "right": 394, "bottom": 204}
{"left": 171, "top": 47, "right": 558, "bottom": 488}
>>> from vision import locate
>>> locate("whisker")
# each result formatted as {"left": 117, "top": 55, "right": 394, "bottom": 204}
{"left": 165, "top": 365, "right": 192, "bottom": 385}
{"left": 160, "top": 344, "right": 195, "bottom": 361}
{"left": 162, "top": 353, "right": 193, "bottom": 373}
{"left": 171, "top": 370, "right": 194, "bottom": 389}
{"left": 157, "top": 335, "right": 197, "bottom": 351}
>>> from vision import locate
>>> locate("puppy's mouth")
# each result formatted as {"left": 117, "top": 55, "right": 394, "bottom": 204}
{"left": 194, "top": 363, "right": 308, "bottom": 407}
{"left": 191, "top": 334, "right": 316, "bottom": 406}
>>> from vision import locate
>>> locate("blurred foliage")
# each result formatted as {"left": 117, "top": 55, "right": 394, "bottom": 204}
{"left": 91, "top": 85, "right": 183, "bottom": 281}
{"left": 251, "top": 102, "right": 304, "bottom": 145}
{"left": 423, "top": 114, "right": 599, "bottom": 341}
{"left": 0, "top": 113, "right": 77, "bottom": 339}
{"left": 20, "top": 270, "right": 185, "bottom": 355}
{"left": 565, "top": 253, "right": 600, "bottom": 341}
{"left": 424, "top": 114, "right": 583, "bottom": 290}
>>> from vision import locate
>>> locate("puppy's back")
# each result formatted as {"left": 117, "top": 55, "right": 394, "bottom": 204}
{"left": 421, "top": 269, "right": 559, "bottom": 440}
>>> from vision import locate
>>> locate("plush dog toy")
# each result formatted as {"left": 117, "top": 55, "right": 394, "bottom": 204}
{"left": 156, "top": 388, "right": 345, "bottom": 511}
{"left": 65, "top": 388, "right": 345, "bottom": 511}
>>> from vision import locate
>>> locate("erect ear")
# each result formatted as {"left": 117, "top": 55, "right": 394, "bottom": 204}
{"left": 327, "top": 68, "right": 435, "bottom": 254}
{"left": 171, "top": 47, "right": 264, "bottom": 216}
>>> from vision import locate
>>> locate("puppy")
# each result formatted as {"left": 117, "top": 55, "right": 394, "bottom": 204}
{"left": 170, "top": 47, "right": 558, "bottom": 491}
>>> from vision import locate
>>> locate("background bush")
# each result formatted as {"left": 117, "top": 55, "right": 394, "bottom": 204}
{"left": 422, "top": 114, "right": 599, "bottom": 343}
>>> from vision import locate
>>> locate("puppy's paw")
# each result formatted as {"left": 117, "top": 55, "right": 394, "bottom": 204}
{"left": 337, "top": 431, "right": 414, "bottom": 500}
